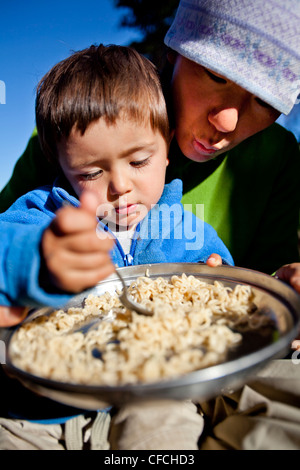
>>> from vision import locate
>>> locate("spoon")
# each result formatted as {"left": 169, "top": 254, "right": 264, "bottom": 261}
{"left": 115, "top": 269, "right": 153, "bottom": 316}
{"left": 70, "top": 269, "right": 153, "bottom": 335}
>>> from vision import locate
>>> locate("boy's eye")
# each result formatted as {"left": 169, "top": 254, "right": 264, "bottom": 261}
{"left": 79, "top": 170, "right": 103, "bottom": 181}
{"left": 130, "top": 157, "right": 151, "bottom": 169}
{"left": 205, "top": 69, "right": 227, "bottom": 84}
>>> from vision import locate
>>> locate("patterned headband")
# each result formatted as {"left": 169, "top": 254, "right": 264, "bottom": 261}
{"left": 165, "top": 0, "right": 300, "bottom": 114}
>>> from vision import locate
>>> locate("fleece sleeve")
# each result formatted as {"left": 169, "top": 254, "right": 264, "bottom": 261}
{"left": 0, "top": 221, "right": 73, "bottom": 308}
{"left": 0, "top": 191, "right": 74, "bottom": 308}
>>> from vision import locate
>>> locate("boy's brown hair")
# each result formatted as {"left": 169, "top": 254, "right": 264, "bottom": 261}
{"left": 35, "top": 44, "right": 170, "bottom": 162}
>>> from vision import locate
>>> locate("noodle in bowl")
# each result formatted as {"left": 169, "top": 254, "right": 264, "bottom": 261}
{"left": 9, "top": 273, "right": 270, "bottom": 387}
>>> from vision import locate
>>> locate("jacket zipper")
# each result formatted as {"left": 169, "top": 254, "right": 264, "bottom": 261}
{"left": 98, "top": 220, "right": 141, "bottom": 266}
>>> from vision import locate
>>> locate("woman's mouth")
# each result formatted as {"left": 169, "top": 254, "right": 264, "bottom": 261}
{"left": 193, "top": 138, "right": 219, "bottom": 155}
{"left": 189, "top": 137, "right": 225, "bottom": 162}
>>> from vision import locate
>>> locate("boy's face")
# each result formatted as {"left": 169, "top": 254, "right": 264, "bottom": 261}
{"left": 57, "top": 117, "right": 169, "bottom": 230}
{"left": 170, "top": 55, "right": 280, "bottom": 163}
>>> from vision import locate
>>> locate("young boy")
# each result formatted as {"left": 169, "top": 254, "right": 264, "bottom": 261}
{"left": 0, "top": 44, "right": 232, "bottom": 450}
{"left": 0, "top": 44, "right": 232, "bottom": 309}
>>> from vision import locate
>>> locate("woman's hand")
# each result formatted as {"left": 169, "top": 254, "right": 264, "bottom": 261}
{"left": 274, "top": 263, "right": 300, "bottom": 351}
{"left": 274, "top": 263, "right": 300, "bottom": 294}
{"left": 0, "top": 306, "right": 28, "bottom": 327}
{"left": 206, "top": 253, "right": 223, "bottom": 267}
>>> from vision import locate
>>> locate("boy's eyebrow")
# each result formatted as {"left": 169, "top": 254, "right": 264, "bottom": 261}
{"left": 119, "top": 142, "right": 157, "bottom": 158}
{"left": 66, "top": 142, "right": 157, "bottom": 171}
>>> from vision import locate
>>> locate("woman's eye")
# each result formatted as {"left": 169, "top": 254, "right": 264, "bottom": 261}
{"left": 255, "top": 97, "right": 273, "bottom": 110}
{"left": 206, "top": 69, "right": 227, "bottom": 84}
{"left": 79, "top": 170, "right": 102, "bottom": 181}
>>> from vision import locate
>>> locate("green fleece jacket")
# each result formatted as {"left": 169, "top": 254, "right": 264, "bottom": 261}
{"left": 165, "top": 123, "right": 300, "bottom": 274}
{"left": 1, "top": 123, "right": 299, "bottom": 274}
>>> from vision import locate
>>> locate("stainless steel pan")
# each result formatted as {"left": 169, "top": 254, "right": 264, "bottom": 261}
{"left": 1, "top": 263, "right": 300, "bottom": 410}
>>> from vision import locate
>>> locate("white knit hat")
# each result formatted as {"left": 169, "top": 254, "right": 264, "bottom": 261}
{"left": 164, "top": 0, "right": 300, "bottom": 114}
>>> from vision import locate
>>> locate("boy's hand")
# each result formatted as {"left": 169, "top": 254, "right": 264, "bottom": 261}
{"left": 41, "top": 191, "right": 115, "bottom": 293}
{"left": 274, "top": 263, "right": 300, "bottom": 294}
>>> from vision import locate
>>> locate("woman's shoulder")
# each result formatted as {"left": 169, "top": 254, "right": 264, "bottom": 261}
{"left": 249, "top": 122, "right": 298, "bottom": 153}
{"left": 229, "top": 122, "right": 299, "bottom": 171}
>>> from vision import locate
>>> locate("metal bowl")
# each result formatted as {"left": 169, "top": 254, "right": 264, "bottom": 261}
{"left": 2, "top": 263, "right": 300, "bottom": 410}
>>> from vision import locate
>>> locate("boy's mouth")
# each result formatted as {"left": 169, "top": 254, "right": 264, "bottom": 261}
{"left": 115, "top": 204, "right": 139, "bottom": 215}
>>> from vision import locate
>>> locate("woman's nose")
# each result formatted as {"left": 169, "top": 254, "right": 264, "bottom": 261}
{"left": 208, "top": 107, "right": 239, "bottom": 133}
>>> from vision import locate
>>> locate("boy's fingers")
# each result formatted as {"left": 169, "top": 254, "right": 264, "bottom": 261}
{"left": 54, "top": 191, "right": 115, "bottom": 239}
{"left": 51, "top": 262, "right": 116, "bottom": 293}
{"left": 79, "top": 190, "right": 101, "bottom": 217}
{"left": 44, "top": 226, "right": 115, "bottom": 255}
{"left": 52, "top": 205, "right": 98, "bottom": 235}
{"left": 46, "top": 246, "right": 114, "bottom": 269}
{"left": 79, "top": 191, "right": 115, "bottom": 242}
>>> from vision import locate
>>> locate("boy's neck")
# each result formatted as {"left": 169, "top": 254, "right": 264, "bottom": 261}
{"left": 100, "top": 220, "right": 137, "bottom": 233}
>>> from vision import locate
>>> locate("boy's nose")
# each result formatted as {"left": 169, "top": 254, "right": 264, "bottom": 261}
{"left": 109, "top": 171, "right": 131, "bottom": 196}
{"left": 208, "top": 107, "right": 238, "bottom": 133}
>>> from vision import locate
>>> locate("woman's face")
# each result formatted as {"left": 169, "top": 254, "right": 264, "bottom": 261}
{"left": 170, "top": 55, "right": 280, "bottom": 162}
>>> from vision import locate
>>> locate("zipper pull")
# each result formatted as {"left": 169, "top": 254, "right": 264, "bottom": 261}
{"left": 124, "top": 254, "right": 134, "bottom": 266}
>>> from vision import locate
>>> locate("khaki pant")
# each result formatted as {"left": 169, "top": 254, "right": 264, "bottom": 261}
{"left": 1, "top": 360, "right": 300, "bottom": 450}
{"left": 199, "top": 359, "right": 300, "bottom": 450}
{"left": 0, "top": 412, "right": 111, "bottom": 450}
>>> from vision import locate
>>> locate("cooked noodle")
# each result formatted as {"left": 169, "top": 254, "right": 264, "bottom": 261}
{"left": 9, "top": 274, "right": 261, "bottom": 385}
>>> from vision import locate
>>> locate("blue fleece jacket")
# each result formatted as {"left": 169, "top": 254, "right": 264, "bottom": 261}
{"left": 0, "top": 178, "right": 233, "bottom": 308}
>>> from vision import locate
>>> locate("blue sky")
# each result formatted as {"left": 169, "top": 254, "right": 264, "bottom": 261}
{"left": 0, "top": 0, "right": 142, "bottom": 190}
